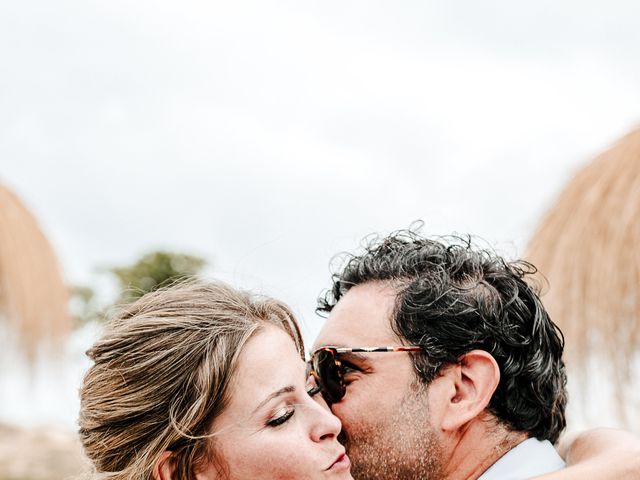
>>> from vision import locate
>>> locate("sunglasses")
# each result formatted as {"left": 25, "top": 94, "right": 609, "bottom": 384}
{"left": 307, "top": 346, "right": 423, "bottom": 403}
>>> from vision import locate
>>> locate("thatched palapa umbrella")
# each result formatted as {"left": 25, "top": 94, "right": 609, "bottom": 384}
{"left": 0, "top": 184, "right": 71, "bottom": 358}
{"left": 526, "top": 128, "right": 640, "bottom": 424}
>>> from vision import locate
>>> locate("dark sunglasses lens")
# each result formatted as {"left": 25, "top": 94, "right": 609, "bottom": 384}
{"left": 314, "top": 349, "right": 345, "bottom": 403}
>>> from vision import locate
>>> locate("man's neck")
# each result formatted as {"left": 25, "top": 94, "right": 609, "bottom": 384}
{"left": 442, "top": 418, "right": 528, "bottom": 480}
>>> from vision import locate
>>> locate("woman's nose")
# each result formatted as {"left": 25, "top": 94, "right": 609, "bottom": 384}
{"left": 309, "top": 396, "right": 343, "bottom": 442}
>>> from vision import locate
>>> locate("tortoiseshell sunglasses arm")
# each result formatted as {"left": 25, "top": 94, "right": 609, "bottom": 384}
{"left": 316, "top": 346, "right": 423, "bottom": 355}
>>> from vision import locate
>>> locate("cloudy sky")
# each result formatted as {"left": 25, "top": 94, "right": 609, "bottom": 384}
{"left": 1, "top": 0, "right": 640, "bottom": 427}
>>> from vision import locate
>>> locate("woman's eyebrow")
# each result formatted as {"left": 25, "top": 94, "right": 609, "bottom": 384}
{"left": 252, "top": 385, "right": 295, "bottom": 414}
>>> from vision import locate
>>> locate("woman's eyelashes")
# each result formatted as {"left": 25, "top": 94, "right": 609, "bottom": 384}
{"left": 266, "top": 377, "right": 322, "bottom": 428}
{"left": 306, "top": 385, "right": 322, "bottom": 397}
{"left": 305, "top": 372, "right": 322, "bottom": 398}
{"left": 267, "top": 406, "right": 295, "bottom": 427}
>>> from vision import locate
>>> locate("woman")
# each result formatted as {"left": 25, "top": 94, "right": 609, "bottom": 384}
{"left": 80, "top": 280, "right": 639, "bottom": 480}
{"left": 79, "top": 280, "right": 352, "bottom": 479}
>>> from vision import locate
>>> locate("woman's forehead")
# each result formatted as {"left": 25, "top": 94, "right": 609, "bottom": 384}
{"left": 231, "top": 326, "right": 305, "bottom": 403}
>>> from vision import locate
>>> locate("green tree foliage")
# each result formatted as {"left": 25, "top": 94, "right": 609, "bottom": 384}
{"left": 111, "top": 251, "right": 207, "bottom": 304}
{"left": 71, "top": 250, "right": 208, "bottom": 325}
{"left": 69, "top": 285, "right": 102, "bottom": 325}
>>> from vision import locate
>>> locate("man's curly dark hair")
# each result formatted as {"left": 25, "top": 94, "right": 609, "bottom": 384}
{"left": 317, "top": 228, "right": 567, "bottom": 443}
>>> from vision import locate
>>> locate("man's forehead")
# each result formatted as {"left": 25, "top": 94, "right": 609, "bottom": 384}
{"left": 313, "top": 282, "right": 399, "bottom": 350}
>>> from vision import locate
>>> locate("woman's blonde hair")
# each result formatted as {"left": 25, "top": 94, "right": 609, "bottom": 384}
{"left": 79, "top": 279, "right": 304, "bottom": 479}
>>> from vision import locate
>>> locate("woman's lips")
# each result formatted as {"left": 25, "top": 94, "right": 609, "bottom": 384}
{"left": 327, "top": 453, "right": 351, "bottom": 473}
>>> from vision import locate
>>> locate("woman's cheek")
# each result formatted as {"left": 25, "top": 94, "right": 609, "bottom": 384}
{"left": 260, "top": 441, "right": 310, "bottom": 478}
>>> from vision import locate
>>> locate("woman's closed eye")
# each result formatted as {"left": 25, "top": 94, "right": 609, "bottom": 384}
{"left": 306, "top": 385, "right": 322, "bottom": 397}
{"left": 305, "top": 372, "right": 322, "bottom": 398}
{"left": 267, "top": 405, "right": 295, "bottom": 427}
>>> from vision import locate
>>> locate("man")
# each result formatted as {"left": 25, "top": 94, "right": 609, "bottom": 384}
{"left": 310, "top": 230, "right": 569, "bottom": 479}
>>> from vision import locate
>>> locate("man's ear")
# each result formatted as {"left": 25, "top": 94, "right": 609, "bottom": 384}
{"left": 153, "top": 451, "right": 174, "bottom": 480}
{"left": 440, "top": 350, "right": 500, "bottom": 431}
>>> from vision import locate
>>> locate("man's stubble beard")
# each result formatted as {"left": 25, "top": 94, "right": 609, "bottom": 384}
{"left": 342, "top": 384, "right": 444, "bottom": 480}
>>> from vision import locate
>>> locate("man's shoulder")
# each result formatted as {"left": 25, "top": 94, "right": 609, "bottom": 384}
{"left": 478, "top": 438, "right": 566, "bottom": 480}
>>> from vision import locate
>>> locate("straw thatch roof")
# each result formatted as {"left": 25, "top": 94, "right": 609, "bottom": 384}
{"left": 0, "top": 184, "right": 71, "bottom": 357}
{"left": 526, "top": 128, "right": 640, "bottom": 422}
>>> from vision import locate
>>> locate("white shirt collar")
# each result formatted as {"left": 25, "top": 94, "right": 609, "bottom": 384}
{"left": 478, "top": 438, "right": 565, "bottom": 480}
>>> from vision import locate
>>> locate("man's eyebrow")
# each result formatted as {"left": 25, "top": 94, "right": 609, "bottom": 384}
{"left": 311, "top": 346, "right": 369, "bottom": 362}
{"left": 252, "top": 385, "right": 295, "bottom": 414}
{"left": 336, "top": 351, "right": 368, "bottom": 362}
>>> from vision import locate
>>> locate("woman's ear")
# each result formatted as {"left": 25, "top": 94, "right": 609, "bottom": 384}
{"left": 440, "top": 350, "right": 500, "bottom": 431}
{"left": 153, "top": 451, "right": 174, "bottom": 480}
